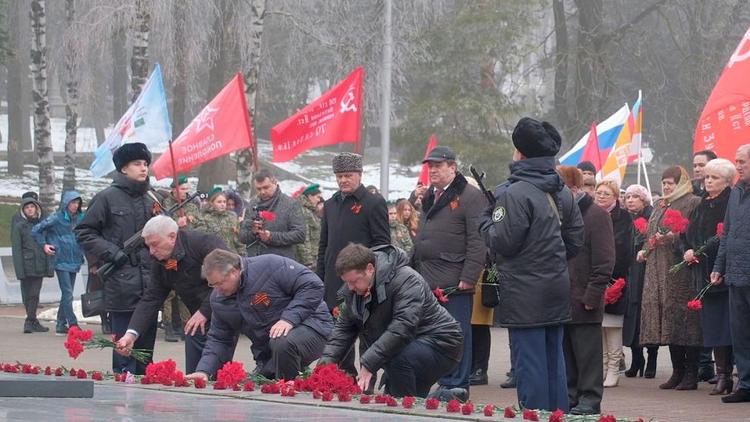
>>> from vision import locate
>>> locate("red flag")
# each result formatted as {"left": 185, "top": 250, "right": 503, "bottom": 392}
{"left": 694, "top": 26, "right": 750, "bottom": 159}
{"left": 271, "top": 67, "right": 363, "bottom": 162}
{"left": 580, "top": 122, "right": 604, "bottom": 171}
{"left": 152, "top": 73, "right": 254, "bottom": 180}
{"left": 418, "top": 135, "right": 438, "bottom": 186}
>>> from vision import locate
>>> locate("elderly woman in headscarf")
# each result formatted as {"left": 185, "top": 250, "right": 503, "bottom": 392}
{"left": 681, "top": 158, "right": 736, "bottom": 395}
{"left": 638, "top": 166, "right": 702, "bottom": 390}
{"left": 622, "top": 184, "right": 659, "bottom": 379}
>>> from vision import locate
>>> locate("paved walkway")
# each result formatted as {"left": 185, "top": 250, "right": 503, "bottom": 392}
{"left": 1, "top": 305, "right": 748, "bottom": 421}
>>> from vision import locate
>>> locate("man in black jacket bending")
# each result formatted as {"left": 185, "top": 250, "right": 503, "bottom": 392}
{"left": 480, "top": 118, "right": 584, "bottom": 412}
{"left": 115, "top": 215, "right": 228, "bottom": 373}
{"left": 319, "top": 244, "right": 463, "bottom": 398}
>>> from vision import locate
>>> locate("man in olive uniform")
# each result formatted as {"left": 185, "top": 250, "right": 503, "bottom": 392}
{"left": 297, "top": 183, "right": 323, "bottom": 270}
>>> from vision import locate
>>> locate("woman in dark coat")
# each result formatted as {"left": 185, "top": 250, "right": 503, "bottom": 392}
{"left": 682, "top": 158, "right": 735, "bottom": 395}
{"left": 622, "top": 184, "right": 658, "bottom": 378}
{"left": 594, "top": 179, "right": 632, "bottom": 388}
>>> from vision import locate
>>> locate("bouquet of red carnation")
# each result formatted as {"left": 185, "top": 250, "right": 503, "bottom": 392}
{"left": 64, "top": 326, "right": 151, "bottom": 364}
{"left": 143, "top": 359, "right": 188, "bottom": 386}
{"left": 216, "top": 361, "right": 246, "bottom": 390}
{"left": 670, "top": 221, "right": 725, "bottom": 274}
{"left": 293, "top": 363, "right": 360, "bottom": 396}
{"left": 604, "top": 278, "right": 627, "bottom": 305}
{"left": 633, "top": 217, "right": 649, "bottom": 240}
{"left": 432, "top": 286, "right": 458, "bottom": 303}
{"left": 641, "top": 209, "right": 690, "bottom": 257}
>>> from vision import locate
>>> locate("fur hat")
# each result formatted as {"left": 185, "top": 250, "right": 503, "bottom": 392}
{"left": 512, "top": 117, "right": 562, "bottom": 158}
{"left": 332, "top": 152, "right": 363, "bottom": 174}
{"left": 113, "top": 142, "right": 152, "bottom": 171}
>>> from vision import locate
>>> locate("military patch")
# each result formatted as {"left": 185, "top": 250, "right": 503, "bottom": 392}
{"left": 492, "top": 206, "right": 506, "bottom": 223}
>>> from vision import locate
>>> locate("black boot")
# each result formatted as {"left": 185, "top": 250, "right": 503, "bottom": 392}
{"left": 164, "top": 324, "right": 180, "bottom": 342}
{"left": 710, "top": 347, "right": 734, "bottom": 395}
{"left": 675, "top": 346, "right": 699, "bottom": 390}
{"left": 659, "top": 345, "right": 685, "bottom": 389}
{"left": 625, "top": 347, "right": 645, "bottom": 377}
{"left": 697, "top": 347, "right": 715, "bottom": 382}
{"left": 644, "top": 346, "right": 658, "bottom": 379}
{"left": 469, "top": 368, "right": 488, "bottom": 386}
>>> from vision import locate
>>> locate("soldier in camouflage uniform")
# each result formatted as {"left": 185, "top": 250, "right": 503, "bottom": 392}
{"left": 296, "top": 184, "right": 323, "bottom": 270}
{"left": 162, "top": 175, "right": 201, "bottom": 228}
{"left": 389, "top": 204, "right": 413, "bottom": 254}
{"left": 192, "top": 189, "right": 245, "bottom": 255}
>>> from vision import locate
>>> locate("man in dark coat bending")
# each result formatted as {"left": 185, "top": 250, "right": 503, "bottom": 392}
{"left": 480, "top": 118, "right": 584, "bottom": 412}
{"left": 186, "top": 249, "right": 333, "bottom": 382}
{"left": 319, "top": 244, "right": 463, "bottom": 398}
{"left": 115, "top": 215, "right": 228, "bottom": 373}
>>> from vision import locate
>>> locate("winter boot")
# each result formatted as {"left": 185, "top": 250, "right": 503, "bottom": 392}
{"left": 659, "top": 345, "right": 686, "bottom": 389}
{"left": 675, "top": 346, "right": 699, "bottom": 390}
{"left": 710, "top": 346, "right": 734, "bottom": 395}
{"left": 644, "top": 346, "right": 658, "bottom": 378}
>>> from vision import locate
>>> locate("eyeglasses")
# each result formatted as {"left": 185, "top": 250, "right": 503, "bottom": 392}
{"left": 595, "top": 191, "right": 613, "bottom": 198}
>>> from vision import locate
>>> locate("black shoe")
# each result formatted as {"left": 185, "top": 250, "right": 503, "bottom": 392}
{"left": 23, "top": 321, "right": 33, "bottom": 334}
{"left": 698, "top": 365, "right": 715, "bottom": 382}
{"left": 722, "top": 389, "right": 750, "bottom": 403}
{"left": 55, "top": 326, "right": 69, "bottom": 336}
{"left": 569, "top": 404, "right": 600, "bottom": 415}
{"left": 644, "top": 350, "right": 658, "bottom": 379}
{"left": 625, "top": 354, "right": 645, "bottom": 378}
{"left": 164, "top": 325, "right": 180, "bottom": 343}
{"left": 469, "top": 369, "right": 488, "bottom": 386}
{"left": 427, "top": 386, "right": 469, "bottom": 402}
{"left": 500, "top": 374, "right": 516, "bottom": 389}
{"left": 30, "top": 321, "right": 49, "bottom": 332}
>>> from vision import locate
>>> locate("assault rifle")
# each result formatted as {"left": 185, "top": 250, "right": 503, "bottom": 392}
{"left": 97, "top": 191, "right": 202, "bottom": 281}
{"left": 469, "top": 165, "right": 496, "bottom": 205}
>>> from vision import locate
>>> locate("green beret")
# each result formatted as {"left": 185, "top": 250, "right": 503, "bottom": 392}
{"left": 303, "top": 183, "right": 321, "bottom": 196}
{"left": 170, "top": 175, "right": 188, "bottom": 188}
{"left": 208, "top": 186, "right": 223, "bottom": 199}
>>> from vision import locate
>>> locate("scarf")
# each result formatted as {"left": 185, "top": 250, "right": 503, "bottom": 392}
{"left": 256, "top": 186, "right": 282, "bottom": 211}
{"left": 660, "top": 166, "right": 693, "bottom": 206}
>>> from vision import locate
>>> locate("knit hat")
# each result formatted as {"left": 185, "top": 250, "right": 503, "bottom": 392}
{"left": 625, "top": 184, "right": 652, "bottom": 206}
{"left": 113, "top": 142, "right": 152, "bottom": 171}
{"left": 512, "top": 117, "right": 562, "bottom": 158}
{"left": 171, "top": 175, "right": 189, "bottom": 188}
{"left": 577, "top": 161, "right": 597, "bottom": 175}
{"left": 21, "top": 191, "right": 39, "bottom": 201}
{"left": 332, "top": 152, "right": 363, "bottom": 173}
{"left": 303, "top": 183, "right": 321, "bottom": 196}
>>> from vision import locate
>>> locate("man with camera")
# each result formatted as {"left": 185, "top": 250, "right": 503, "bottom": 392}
{"left": 240, "top": 169, "right": 306, "bottom": 259}
{"left": 75, "top": 142, "right": 162, "bottom": 375}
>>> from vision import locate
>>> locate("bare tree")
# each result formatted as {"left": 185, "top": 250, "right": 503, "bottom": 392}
{"left": 62, "top": 0, "right": 79, "bottom": 191}
{"left": 130, "top": 0, "right": 150, "bottom": 101}
{"left": 6, "top": 0, "right": 32, "bottom": 176}
{"left": 30, "top": 0, "right": 55, "bottom": 213}
{"left": 236, "top": 0, "right": 267, "bottom": 201}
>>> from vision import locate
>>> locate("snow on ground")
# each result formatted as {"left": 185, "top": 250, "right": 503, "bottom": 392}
{"left": 0, "top": 114, "right": 420, "bottom": 201}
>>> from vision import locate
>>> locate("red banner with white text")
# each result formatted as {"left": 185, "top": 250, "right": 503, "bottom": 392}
{"left": 694, "top": 26, "right": 750, "bottom": 159}
{"left": 270, "top": 67, "right": 363, "bottom": 162}
{"left": 152, "top": 73, "right": 255, "bottom": 180}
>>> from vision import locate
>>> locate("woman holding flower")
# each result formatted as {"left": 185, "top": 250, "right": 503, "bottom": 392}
{"left": 638, "top": 166, "right": 702, "bottom": 390}
{"left": 681, "top": 158, "right": 735, "bottom": 395}
{"left": 594, "top": 179, "right": 633, "bottom": 388}
{"left": 622, "top": 184, "right": 658, "bottom": 378}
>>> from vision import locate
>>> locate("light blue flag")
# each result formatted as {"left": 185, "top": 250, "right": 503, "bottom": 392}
{"left": 90, "top": 64, "right": 172, "bottom": 177}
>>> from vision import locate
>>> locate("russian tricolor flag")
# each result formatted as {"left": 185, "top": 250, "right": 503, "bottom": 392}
{"left": 559, "top": 104, "right": 631, "bottom": 167}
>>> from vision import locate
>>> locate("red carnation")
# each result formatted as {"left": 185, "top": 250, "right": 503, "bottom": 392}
{"left": 216, "top": 361, "right": 246, "bottom": 390}
{"left": 687, "top": 299, "right": 703, "bottom": 311}
{"left": 504, "top": 407, "right": 517, "bottom": 418}
{"left": 322, "top": 391, "right": 334, "bottom": 401}
{"left": 338, "top": 392, "right": 351, "bottom": 402}
{"left": 91, "top": 371, "right": 103, "bottom": 381}
{"left": 605, "top": 278, "right": 627, "bottom": 305}
{"left": 140, "top": 376, "right": 152, "bottom": 385}
{"left": 461, "top": 401, "right": 475, "bottom": 415}
{"left": 30, "top": 366, "right": 39, "bottom": 375}
{"left": 259, "top": 210, "right": 277, "bottom": 221}
{"left": 633, "top": 217, "right": 649, "bottom": 235}
{"left": 76, "top": 369, "right": 87, "bottom": 379}
{"left": 243, "top": 381, "right": 255, "bottom": 392}
{"left": 483, "top": 404, "right": 495, "bottom": 417}
{"left": 433, "top": 287, "right": 449, "bottom": 303}
{"left": 312, "top": 390, "right": 322, "bottom": 399}
{"left": 54, "top": 367, "right": 63, "bottom": 377}
{"left": 375, "top": 394, "right": 387, "bottom": 404}
{"left": 402, "top": 396, "right": 416, "bottom": 408}
{"left": 386, "top": 396, "right": 398, "bottom": 407}
{"left": 360, "top": 394, "right": 372, "bottom": 404}
{"left": 598, "top": 416, "right": 617, "bottom": 422}
{"left": 523, "top": 409, "right": 539, "bottom": 421}
{"left": 44, "top": 366, "right": 52, "bottom": 376}
{"left": 717, "top": 222, "right": 725, "bottom": 236}
{"left": 446, "top": 399, "right": 461, "bottom": 413}
{"left": 22, "top": 364, "right": 32, "bottom": 374}
{"left": 662, "top": 209, "right": 690, "bottom": 234}
{"left": 549, "top": 409, "right": 564, "bottom": 422}
{"left": 194, "top": 378, "right": 207, "bottom": 389}
{"left": 425, "top": 397, "right": 440, "bottom": 410}
{"left": 69, "top": 368, "right": 76, "bottom": 377}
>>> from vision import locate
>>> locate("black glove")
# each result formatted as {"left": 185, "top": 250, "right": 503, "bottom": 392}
{"left": 112, "top": 250, "right": 130, "bottom": 268}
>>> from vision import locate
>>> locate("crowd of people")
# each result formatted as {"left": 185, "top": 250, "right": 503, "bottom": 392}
{"left": 9, "top": 119, "right": 750, "bottom": 412}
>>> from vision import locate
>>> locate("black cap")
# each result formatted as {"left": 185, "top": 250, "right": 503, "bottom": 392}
{"left": 422, "top": 146, "right": 456, "bottom": 163}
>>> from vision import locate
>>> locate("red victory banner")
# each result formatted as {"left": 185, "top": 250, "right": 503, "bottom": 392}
{"left": 151, "top": 73, "right": 255, "bottom": 180}
{"left": 417, "top": 134, "right": 438, "bottom": 186}
{"left": 271, "top": 67, "right": 364, "bottom": 162}
{"left": 694, "top": 26, "right": 750, "bottom": 159}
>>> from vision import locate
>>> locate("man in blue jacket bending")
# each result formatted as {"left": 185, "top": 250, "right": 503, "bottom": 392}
{"left": 186, "top": 249, "right": 333, "bottom": 382}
